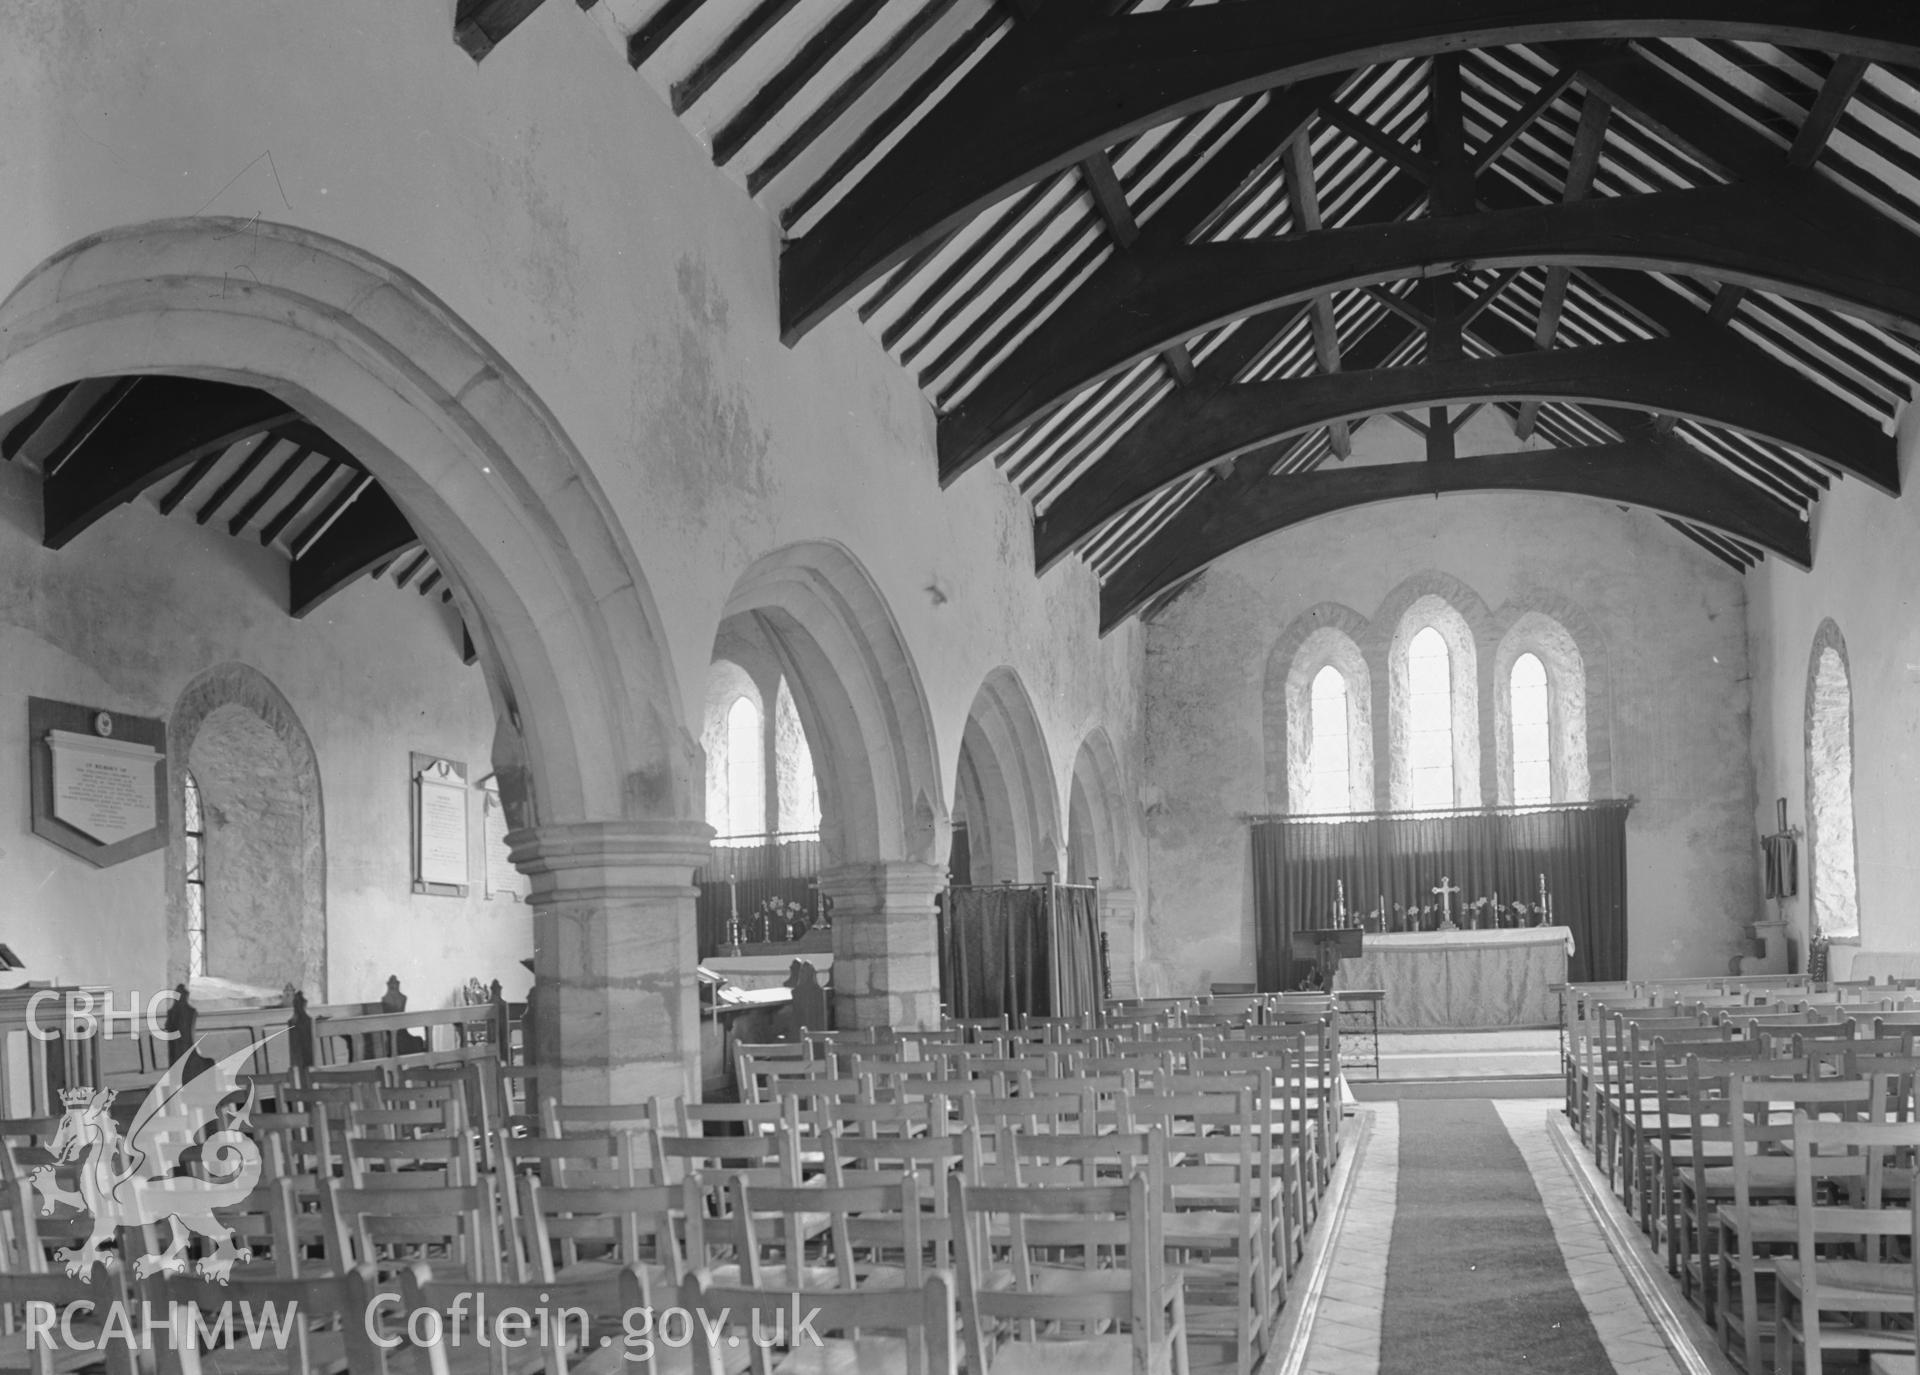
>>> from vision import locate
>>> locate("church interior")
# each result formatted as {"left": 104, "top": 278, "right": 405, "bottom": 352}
{"left": 6, "top": 3, "right": 1920, "bottom": 1372}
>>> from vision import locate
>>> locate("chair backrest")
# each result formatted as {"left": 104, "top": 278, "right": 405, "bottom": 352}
{"left": 735, "top": 1174, "right": 924, "bottom": 1289}
{"left": 141, "top": 1263, "right": 385, "bottom": 1375}
{"left": 950, "top": 1172, "right": 1165, "bottom": 1374}
{"left": 520, "top": 1175, "right": 685, "bottom": 1284}
{"left": 679, "top": 1268, "right": 957, "bottom": 1375}
{"left": 325, "top": 1177, "right": 509, "bottom": 1283}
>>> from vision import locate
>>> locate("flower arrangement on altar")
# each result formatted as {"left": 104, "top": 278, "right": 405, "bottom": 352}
{"left": 755, "top": 896, "right": 806, "bottom": 943}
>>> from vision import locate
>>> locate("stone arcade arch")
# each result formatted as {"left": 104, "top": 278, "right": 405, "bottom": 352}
{"left": 169, "top": 664, "right": 325, "bottom": 998}
{"left": 0, "top": 219, "right": 700, "bottom": 1102}
{"left": 956, "top": 669, "right": 1064, "bottom": 884}
{"left": 714, "top": 542, "right": 948, "bottom": 1028}
{"left": 1067, "top": 728, "right": 1142, "bottom": 998}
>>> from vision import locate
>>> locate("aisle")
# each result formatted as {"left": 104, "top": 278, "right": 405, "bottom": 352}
{"left": 1293, "top": 1102, "right": 1687, "bottom": 1375}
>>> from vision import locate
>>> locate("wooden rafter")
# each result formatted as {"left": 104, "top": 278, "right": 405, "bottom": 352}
{"left": 259, "top": 457, "right": 346, "bottom": 547}
{"left": 1516, "top": 90, "right": 1611, "bottom": 439}
{"left": 1032, "top": 331, "right": 1884, "bottom": 568}
{"left": 42, "top": 380, "right": 297, "bottom": 550}
{"left": 778, "top": 3, "right": 1920, "bottom": 340}
{"left": 749, "top": 0, "right": 968, "bottom": 196}
{"left": 712, "top": 0, "right": 892, "bottom": 165}
{"left": 452, "top": 0, "right": 549, "bottom": 61}
{"left": 1098, "top": 437, "right": 1811, "bottom": 631}
{"left": 292, "top": 484, "right": 420, "bottom": 619}
{"left": 936, "top": 169, "right": 1920, "bottom": 478}
{"left": 1280, "top": 134, "right": 1349, "bottom": 458}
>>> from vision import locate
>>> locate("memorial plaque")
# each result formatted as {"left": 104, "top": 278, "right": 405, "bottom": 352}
{"left": 411, "top": 754, "right": 470, "bottom": 895}
{"left": 48, "top": 731, "right": 161, "bottom": 845}
{"left": 29, "top": 698, "right": 168, "bottom": 868}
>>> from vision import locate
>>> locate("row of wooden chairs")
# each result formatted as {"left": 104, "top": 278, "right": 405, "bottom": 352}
{"left": 0, "top": 1000, "right": 1341, "bottom": 1375}
{"left": 1567, "top": 978, "right": 1920, "bottom": 1373}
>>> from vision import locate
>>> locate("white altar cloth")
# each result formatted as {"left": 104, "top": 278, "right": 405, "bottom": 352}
{"left": 1334, "top": 925, "right": 1572, "bottom": 1030}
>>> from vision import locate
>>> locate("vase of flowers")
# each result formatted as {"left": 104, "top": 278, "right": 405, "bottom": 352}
{"left": 755, "top": 896, "right": 806, "bottom": 944}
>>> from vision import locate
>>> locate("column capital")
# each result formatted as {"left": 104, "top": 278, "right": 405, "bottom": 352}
{"left": 817, "top": 860, "right": 948, "bottom": 905}
{"left": 507, "top": 819, "right": 712, "bottom": 901}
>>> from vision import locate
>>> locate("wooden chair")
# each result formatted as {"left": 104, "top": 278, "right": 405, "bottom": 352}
{"left": 1715, "top": 1074, "right": 1879, "bottom": 1371}
{"left": 325, "top": 1179, "right": 512, "bottom": 1285}
{"left": 141, "top": 1264, "right": 388, "bottom": 1375}
{"left": 950, "top": 1172, "right": 1189, "bottom": 1375}
{"left": 1126, "top": 1087, "right": 1270, "bottom": 1375}
{"left": 519, "top": 1176, "right": 685, "bottom": 1292}
{"left": 0, "top": 1264, "right": 138, "bottom": 1375}
{"left": 678, "top": 1269, "right": 957, "bottom": 1375}
{"left": 1774, "top": 1116, "right": 1920, "bottom": 1375}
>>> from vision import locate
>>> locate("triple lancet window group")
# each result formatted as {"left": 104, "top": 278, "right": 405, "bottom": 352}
{"left": 1283, "top": 589, "right": 1591, "bottom": 817}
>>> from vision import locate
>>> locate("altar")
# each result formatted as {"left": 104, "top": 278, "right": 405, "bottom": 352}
{"left": 1334, "top": 926, "right": 1572, "bottom": 1030}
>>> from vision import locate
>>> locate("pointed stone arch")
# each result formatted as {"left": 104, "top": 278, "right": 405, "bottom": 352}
{"left": 0, "top": 219, "right": 708, "bottom": 1104}
{"left": 0, "top": 218, "right": 692, "bottom": 829}
{"left": 956, "top": 668, "right": 1063, "bottom": 883}
{"left": 715, "top": 541, "right": 947, "bottom": 867}
{"left": 1067, "top": 728, "right": 1129, "bottom": 888}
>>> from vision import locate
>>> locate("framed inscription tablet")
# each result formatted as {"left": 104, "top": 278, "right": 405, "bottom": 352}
{"left": 411, "top": 753, "right": 470, "bottom": 896}
{"left": 30, "top": 698, "right": 168, "bottom": 868}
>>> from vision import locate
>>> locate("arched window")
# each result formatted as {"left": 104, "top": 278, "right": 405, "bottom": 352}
{"left": 773, "top": 676, "right": 821, "bottom": 835}
{"left": 721, "top": 695, "right": 766, "bottom": 838}
{"left": 1280, "top": 622, "right": 1373, "bottom": 814}
{"left": 1808, "top": 635, "right": 1859, "bottom": 939}
{"left": 1306, "top": 666, "right": 1352, "bottom": 814}
{"left": 1493, "top": 612, "right": 1591, "bottom": 806}
{"left": 1510, "top": 653, "right": 1552, "bottom": 806}
{"left": 183, "top": 768, "right": 207, "bottom": 979}
{"left": 1408, "top": 627, "right": 1454, "bottom": 809}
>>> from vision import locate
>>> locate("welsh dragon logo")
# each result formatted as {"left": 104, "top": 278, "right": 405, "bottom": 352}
{"left": 30, "top": 1034, "right": 278, "bottom": 1283}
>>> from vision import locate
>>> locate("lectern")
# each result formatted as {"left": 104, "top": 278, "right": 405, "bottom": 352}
{"left": 1306, "top": 927, "right": 1363, "bottom": 986}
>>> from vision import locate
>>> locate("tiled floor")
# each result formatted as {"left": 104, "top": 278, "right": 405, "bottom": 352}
{"left": 1291, "top": 1100, "right": 1685, "bottom": 1375}
{"left": 1297, "top": 1104, "right": 1398, "bottom": 1374}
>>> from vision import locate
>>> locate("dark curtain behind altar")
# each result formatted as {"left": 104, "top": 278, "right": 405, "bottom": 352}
{"left": 939, "top": 884, "right": 1103, "bottom": 1023}
{"left": 1250, "top": 801, "right": 1631, "bottom": 990}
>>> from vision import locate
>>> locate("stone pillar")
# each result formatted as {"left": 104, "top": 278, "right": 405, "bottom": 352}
{"left": 819, "top": 861, "right": 946, "bottom": 1031}
{"left": 507, "top": 819, "right": 711, "bottom": 1105}
{"left": 1099, "top": 888, "right": 1141, "bottom": 999}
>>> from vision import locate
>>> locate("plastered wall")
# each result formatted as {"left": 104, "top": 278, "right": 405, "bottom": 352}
{"left": 1746, "top": 403, "right": 1920, "bottom": 966}
{"left": 0, "top": 462, "right": 531, "bottom": 1007}
{"left": 0, "top": 0, "right": 1150, "bottom": 901}
{"left": 1141, "top": 427, "right": 1759, "bottom": 993}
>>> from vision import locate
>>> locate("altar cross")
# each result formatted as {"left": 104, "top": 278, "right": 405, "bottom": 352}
{"left": 1432, "top": 875, "right": 1460, "bottom": 924}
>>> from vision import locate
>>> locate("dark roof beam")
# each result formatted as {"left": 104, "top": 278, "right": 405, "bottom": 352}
{"left": 1516, "top": 91, "right": 1612, "bottom": 439}
{"left": 941, "top": 170, "right": 1920, "bottom": 479}
{"left": 1280, "top": 134, "right": 1350, "bottom": 458}
{"left": 43, "top": 379, "right": 297, "bottom": 550}
{"left": 1098, "top": 437, "right": 1811, "bottom": 631}
{"left": 1033, "top": 331, "right": 1879, "bottom": 566}
{"left": 291, "top": 483, "right": 421, "bottom": 619}
{"left": 779, "top": 3, "right": 1920, "bottom": 340}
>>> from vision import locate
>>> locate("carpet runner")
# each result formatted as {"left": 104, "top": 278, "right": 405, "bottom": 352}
{"left": 1379, "top": 1098, "right": 1614, "bottom": 1373}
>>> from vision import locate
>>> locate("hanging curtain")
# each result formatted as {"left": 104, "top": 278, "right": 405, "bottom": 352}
{"left": 1047, "top": 884, "right": 1103, "bottom": 1022}
{"left": 1250, "top": 800, "right": 1632, "bottom": 988}
{"left": 941, "top": 886, "right": 1048, "bottom": 1021}
{"left": 940, "top": 884, "right": 1102, "bottom": 1022}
